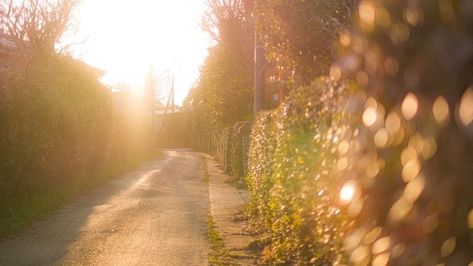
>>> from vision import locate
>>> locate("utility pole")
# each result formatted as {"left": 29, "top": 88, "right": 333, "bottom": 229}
{"left": 171, "top": 74, "right": 175, "bottom": 114}
{"left": 146, "top": 65, "right": 157, "bottom": 127}
{"left": 253, "top": 2, "right": 265, "bottom": 115}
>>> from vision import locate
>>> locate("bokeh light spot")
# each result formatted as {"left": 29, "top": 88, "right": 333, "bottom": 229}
{"left": 359, "top": 1, "right": 376, "bottom": 29}
{"left": 337, "top": 157, "right": 349, "bottom": 171}
{"left": 402, "top": 158, "right": 421, "bottom": 182}
{"left": 433, "top": 96, "right": 450, "bottom": 125}
{"left": 459, "top": 87, "right": 473, "bottom": 126}
{"left": 391, "top": 243, "right": 405, "bottom": 258}
{"left": 340, "top": 31, "right": 351, "bottom": 47}
{"left": 340, "top": 180, "right": 358, "bottom": 204}
{"left": 421, "top": 136, "right": 437, "bottom": 160}
{"left": 423, "top": 214, "right": 438, "bottom": 233}
{"left": 372, "top": 252, "right": 389, "bottom": 266}
{"left": 366, "top": 162, "right": 381, "bottom": 178}
{"left": 374, "top": 128, "right": 389, "bottom": 148}
{"left": 404, "top": 175, "right": 425, "bottom": 202}
{"left": 330, "top": 65, "right": 342, "bottom": 81}
{"left": 385, "top": 112, "right": 401, "bottom": 134}
{"left": 363, "top": 107, "right": 378, "bottom": 127}
{"left": 338, "top": 140, "right": 350, "bottom": 155}
{"left": 363, "top": 227, "right": 382, "bottom": 245}
{"left": 372, "top": 237, "right": 391, "bottom": 254}
{"left": 388, "top": 197, "right": 413, "bottom": 223}
{"left": 345, "top": 229, "right": 366, "bottom": 251}
{"left": 404, "top": 7, "right": 422, "bottom": 26}
{"left": 441, "top": 237, "right": 456, "bottom": 257}
{"left": 401, "top": 146, "right": 417, "bottom": 166}
{"left": 401, "top": 93, "right": 418, "bottom": 120}
{"left": 350, "top": 245, "right": 369, "bottom": 264}
{"left": 391, "top": 23, "right": 410, "bottom": 44}
{"left": 468, "top": 209, "right": 473, "bottom": 229}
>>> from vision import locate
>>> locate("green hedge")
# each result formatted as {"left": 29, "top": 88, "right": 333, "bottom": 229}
{"left": 247, "top": 78, "right": 354, "bottom": 264}
{"left": 247, "top": 111, "right": 275, "bottom": 230}
{"left": 0, "top": 53, "right": 155, "bottom": 201}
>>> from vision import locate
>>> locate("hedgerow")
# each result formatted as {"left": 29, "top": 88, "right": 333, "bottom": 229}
{"left": 247, "top": 78, "right": 356, "bottom": 265}
{"left": 0, "top": 53, "right": 155, "bottom": 201}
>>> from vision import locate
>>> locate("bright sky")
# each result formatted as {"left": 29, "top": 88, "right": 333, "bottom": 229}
{"left": 71, "top": 0, "right": 210, "bottom": 105}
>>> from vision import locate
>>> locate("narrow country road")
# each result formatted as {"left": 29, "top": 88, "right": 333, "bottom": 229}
{"left": 0, "top": 150, "right": 209, "bottom": 266}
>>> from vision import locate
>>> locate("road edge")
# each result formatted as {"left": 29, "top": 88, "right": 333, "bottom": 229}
{"left": 203, "top": 154, "right": 257, "bottom": 266}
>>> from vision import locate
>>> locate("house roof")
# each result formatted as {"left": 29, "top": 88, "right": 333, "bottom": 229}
{"left": 0, "top": 34, "right": 16, "bottom": 50}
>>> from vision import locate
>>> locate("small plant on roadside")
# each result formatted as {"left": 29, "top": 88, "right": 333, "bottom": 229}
{"left": 207, "top": 214, "right": 239, "bottom": 266}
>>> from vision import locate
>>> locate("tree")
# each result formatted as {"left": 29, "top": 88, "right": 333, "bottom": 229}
{"left": 186, "top": 0, "right": 254, "bottom": 129}
{"left": 256, "top": 0, "right": 358, "bottom": 87}
{"left": 0, "top": 0, "right": 79, "bottom": 54}
{"left": 0, "top": 0, "right": 155, "bottom": 201}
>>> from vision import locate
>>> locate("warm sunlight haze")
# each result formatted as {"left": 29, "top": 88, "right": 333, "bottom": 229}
{"left": 2, "top": 1, "right": 472, "bottom": 265}
{"left": 72, "top": 0, "right": 210, "bottom": 104}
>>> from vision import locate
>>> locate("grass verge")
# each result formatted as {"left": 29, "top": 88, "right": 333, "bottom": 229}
{"left": 207, "top": 214, "right": 238, "bottom": 266}
{"left": 0, "top": 150, "right": 162, "bottom": 239}
{"left": 202, "top": 154, "right": 238, "bottom": 266}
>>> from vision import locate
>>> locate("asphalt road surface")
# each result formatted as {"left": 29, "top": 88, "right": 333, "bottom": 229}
{"left": 0, "top": 150, "right": 209, "bottom": 266}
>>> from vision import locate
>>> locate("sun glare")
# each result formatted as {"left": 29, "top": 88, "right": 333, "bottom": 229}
{"left": 340, "top": 180, "right": 358, "bottom": 204}
{"left": 72, "top": 0, "right": 210, "bottom": 103}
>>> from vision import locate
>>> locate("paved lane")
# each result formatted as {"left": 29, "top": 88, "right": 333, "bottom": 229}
{"left": 0, "top": 150, "right": 209, "bottom": 266}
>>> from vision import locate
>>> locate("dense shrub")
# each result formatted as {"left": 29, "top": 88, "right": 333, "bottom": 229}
{"left": 247, "top": 111, "right": 276, "bottom": 229}
{"left": 247, "top": 78, "right": 355, "bottom": 264}
{"left": 0, "top": 0, "right": 156, "bottom": 212}
{"left": 0, "top": 53, "right": 155, "bottom": 201}
{"left": 0, "top": 54, "right": 109, "bottom": 197}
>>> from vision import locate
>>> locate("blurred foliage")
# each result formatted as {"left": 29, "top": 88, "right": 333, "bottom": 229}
{"left": 247, "top": 0, "right": 473, "bottom": 265}
{"left": 335, "top": 0, "right": 473, "bottom": 264}
{"left": 257, "top": 0, "right": 358, "bottom": 87}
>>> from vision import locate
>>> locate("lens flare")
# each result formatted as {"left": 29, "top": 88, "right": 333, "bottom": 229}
{"left": 340, "top": 180, "right": 358, "bottom": 203}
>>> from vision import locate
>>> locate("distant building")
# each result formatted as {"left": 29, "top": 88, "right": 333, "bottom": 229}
{"left": 74, "top": 59, "right": 106, "bottom": 78}
{"left": 0, "top": 34, "right": 16, "bottom": 50}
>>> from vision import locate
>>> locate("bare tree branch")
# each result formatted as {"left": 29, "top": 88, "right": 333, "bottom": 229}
{"left": 0, "top": 0, "right": 80, "bottom": 54}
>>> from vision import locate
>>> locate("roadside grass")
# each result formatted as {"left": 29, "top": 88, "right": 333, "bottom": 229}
{"left": 0, "top": 150, "right": 162, "bottom": 239}
{"left": 201, "top": 154, "right": 238, "bottom": 266}
{"left": 207, "top": 214, "right": 238, "bottom": 266}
